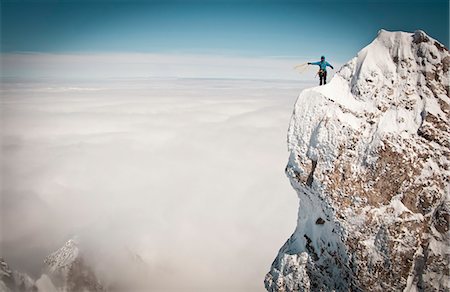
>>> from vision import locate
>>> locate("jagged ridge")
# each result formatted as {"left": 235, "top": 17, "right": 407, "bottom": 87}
{"left": 0, "top": 258, "right": 36, "bottom": 292}
{"left": 43, "top": 238, "right": 105, "bottom": 292}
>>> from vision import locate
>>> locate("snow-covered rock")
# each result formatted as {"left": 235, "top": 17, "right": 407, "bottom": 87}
{"left": 1, "top": 238, "right": 150, "bottom": 292}
{"left": 44, "top": 238, "right": 105, "bottom": 292}
{"left": 265, "top": 30, "right": 449, "bottom": 291}
{"left": 0, "top": 258, "right": 36, "bottom": 292}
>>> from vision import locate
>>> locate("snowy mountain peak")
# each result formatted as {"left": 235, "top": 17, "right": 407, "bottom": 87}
{"left": 43, "top": 237, "right": 105, "bottom": 291}
{"left": 44, "top": 238, "right": 80, "bottom": 273}
{"left": 0, "top": 258, "right": 36, "bottom": 292}
{"left": 338, "top": 29, "right": 448, "bottom": 106}
{"left": 0, "top": 258, "right": 12, "bottom": 279}
{"left": 266, "top": 30, "right": 449, "bottom": 291}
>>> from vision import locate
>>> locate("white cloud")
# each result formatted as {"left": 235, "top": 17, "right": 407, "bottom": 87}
{"left": 0, "top": 55, "right": 318, "bottom": 290}
{"left": 0, "top": 53, "right": 330, "bottom": 291}
{"left": 0, "top": 52, "right": 336, "bottom": 82}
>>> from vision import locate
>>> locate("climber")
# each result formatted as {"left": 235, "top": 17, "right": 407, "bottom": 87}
{"left": 308, "top": 56, "right": 334, "bottom": 85}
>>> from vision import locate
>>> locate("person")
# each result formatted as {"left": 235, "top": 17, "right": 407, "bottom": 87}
{"left": 308, "top": 56, "right": 334, "bottom": 85}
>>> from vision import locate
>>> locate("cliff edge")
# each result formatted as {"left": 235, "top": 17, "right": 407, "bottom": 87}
{"left": 265, "top": 30, "right": 449, "bottom": 291}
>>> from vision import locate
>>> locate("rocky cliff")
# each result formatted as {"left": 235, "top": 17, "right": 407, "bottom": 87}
{"left": 0, "top": 258, "right": 36, "bottom": 292}
{"left": 265, "top": 30, "right": 449, "bottom": 291}
{"left": 43, "top": 238, "right": 104, "bottom": 292}
{"left": 0, "top": 239, "right": 104, "bottom": 292}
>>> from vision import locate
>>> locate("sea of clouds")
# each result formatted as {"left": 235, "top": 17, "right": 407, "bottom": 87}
{"left": 1, "top": 53, "right": 318, "bottom": 291}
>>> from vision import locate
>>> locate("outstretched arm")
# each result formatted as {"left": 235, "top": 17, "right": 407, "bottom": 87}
{"left": 308, "top": 61, "right": 321, "bottom": 66}
{"left": 326, "top": 62, "right": 334, "bottom": 69}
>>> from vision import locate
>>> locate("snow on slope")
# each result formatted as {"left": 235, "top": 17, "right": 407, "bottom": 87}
{"left": 0, "top": 258, "right": 36, "bottom": 292}
{"left": 44, "top": 239, "right": 80, "bottom": 274}
{"left": 265, "top": 30, "right": 449, "bottom": 291}
{"left": 1, "top": 238, "right": 150, "bottom": 292}
{"left": 44, "top": 238, "right": 105, "bottom": 291}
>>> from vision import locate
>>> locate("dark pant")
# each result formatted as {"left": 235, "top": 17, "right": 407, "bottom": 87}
{"left": 319, "top": 70, "right": 327, "bottom": 85}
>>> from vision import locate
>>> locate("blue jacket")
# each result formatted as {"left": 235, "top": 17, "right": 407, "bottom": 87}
{"left": 309, "top": 60, "right": 333, "bottom": 71}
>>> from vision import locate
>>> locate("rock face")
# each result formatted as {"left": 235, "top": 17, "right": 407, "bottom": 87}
{"left": 44, "top": 238, "right": 105, "bottom": 292}
{"left": 0, "top": 258, "right": 36, "bottom": 292}
{"left": 265, "top": 30, "right": 449, "bottom": 291}
{"left": 1, "top": 238, "right": 149, "bottom": 292}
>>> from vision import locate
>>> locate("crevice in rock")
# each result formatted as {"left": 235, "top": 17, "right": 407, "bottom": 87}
{"left": 433, "top": 201, "right": 450, "bottom": 233}
{"left": 315, "top": 217, "right": 325, "bottom": 225}
{"left": 304, "top": 235, "right": 319, "bottom": 261}
{"left": 417, "top": 128, "right": 433, "bottom": 142}
{"left": 306, "top": 160, "right": 317, "bottom": 187}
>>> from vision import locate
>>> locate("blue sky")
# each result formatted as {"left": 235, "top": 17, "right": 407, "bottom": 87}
{"left": 1, "top": 0, "right": 449, "bottom": 63}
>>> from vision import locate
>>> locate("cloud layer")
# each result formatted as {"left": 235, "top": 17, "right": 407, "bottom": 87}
{"left": 0, "top": 52, "right": 331, "bottom": 81}
{"left": 1, "top": 72, "right": 315, "bottom": 290}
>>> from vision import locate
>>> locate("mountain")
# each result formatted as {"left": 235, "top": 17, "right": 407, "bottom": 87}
{"left": 265, "top": 30, "right": 449, "bottom": 291}
{"left": 0, "top": 258, "right": 36, "bottom": 292}
{"left": 43, "top": 238, "right": 105, "bottom": 292}
{"left": 1, "top": 238, "right": 151, "bottom": 292}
